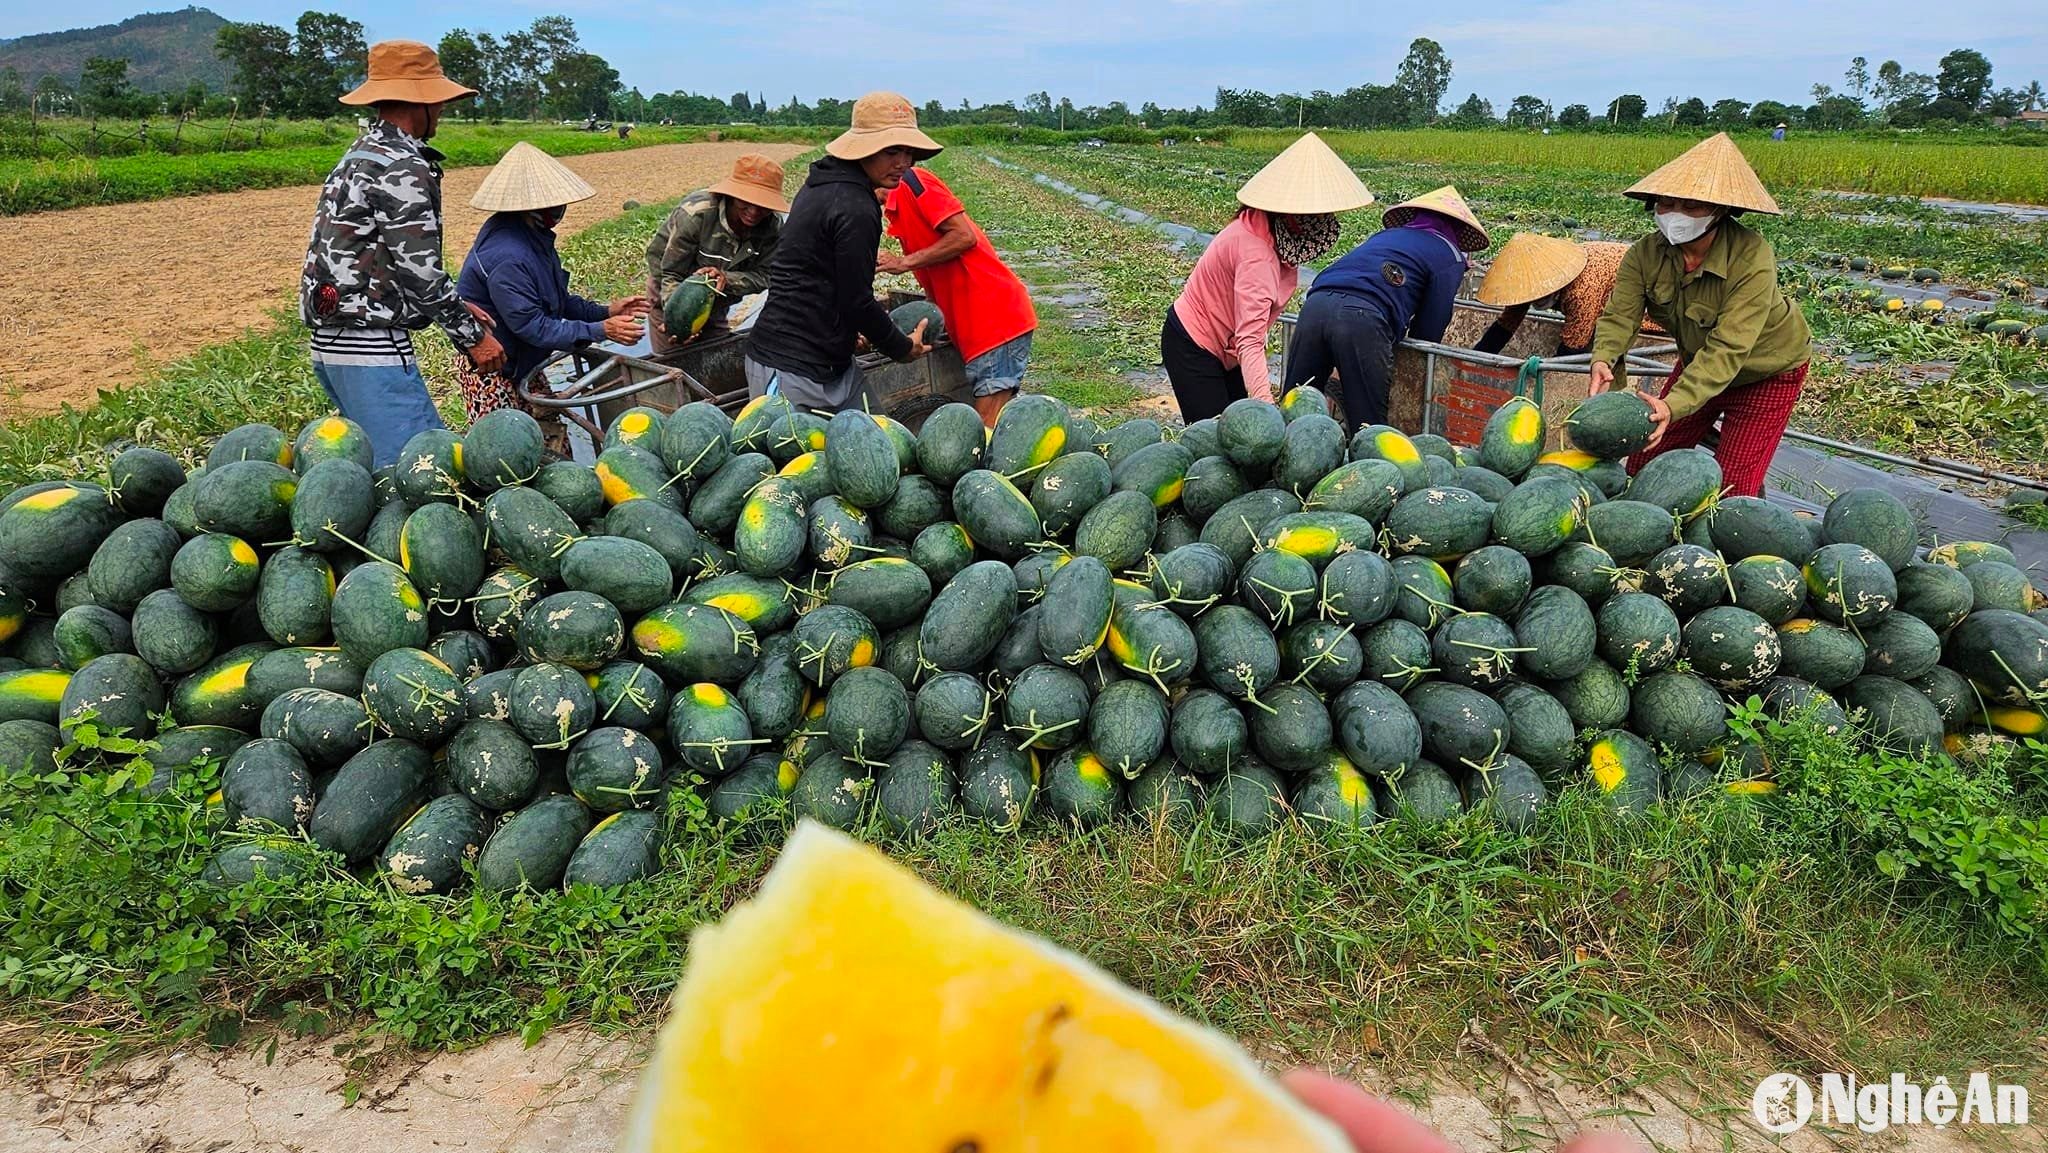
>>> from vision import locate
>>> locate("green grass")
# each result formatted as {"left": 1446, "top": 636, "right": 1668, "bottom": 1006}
{"left": 1232, "top": 129, "right": 2048, "bottom": 206}
{"left": 4, "top": 709, "right": 2044, "bottom": 1090}
{"left": 0, "top": 121, "right": 827, "bottom": 215}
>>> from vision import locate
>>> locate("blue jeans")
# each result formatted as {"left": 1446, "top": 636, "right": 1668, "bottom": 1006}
{"left": 312, "top": 359, "right": 445, "bottom": 469}
{"left": 964, "top": 331, "right": 1033, "bottom": 397}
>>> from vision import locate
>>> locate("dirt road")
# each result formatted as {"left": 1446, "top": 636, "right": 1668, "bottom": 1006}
{"left": 0, "top": 1025, "right": 2005, "bottom": 1152}
{"left": 0, "top": 142, "right": 808, "bottom": 419}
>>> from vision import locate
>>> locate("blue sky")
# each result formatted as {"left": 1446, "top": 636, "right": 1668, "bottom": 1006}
{"left": 7, "top": 1, "right": 2046, "bottom": 111}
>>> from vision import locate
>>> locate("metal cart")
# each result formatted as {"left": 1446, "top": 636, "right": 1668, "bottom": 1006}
{"left": 514, "top": 291, "right": 974, "bottom": 442}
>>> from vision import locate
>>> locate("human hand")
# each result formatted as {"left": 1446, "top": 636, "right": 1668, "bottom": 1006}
{"left": 875, "top": 251, "right": 911, "bottom": 275}
{"left": 1640, "top": 392, "right": 1671, "bottom": 449}
{"left": 1587, "top": 361, "right": 1614, "bottom": 394}
{"left": 903, "top": 318, "right": 931, "bottom": 360}
{"left": 464, "top": 300, "right": 497, "bottom": 331}
{"left": 1283, "top": 1069, "right": 1648, "bottom": 1153}
{"left": 610, "top": 295, "right": 651, "bottom": 318}
{"left": 692, "top": 267, "right": 728, "bottom": 293}
{"left": 603, "top": 313, "right": 646, "bottom": 344}
{"left": 466, "top": 332, "right": 505, "bottom": 373}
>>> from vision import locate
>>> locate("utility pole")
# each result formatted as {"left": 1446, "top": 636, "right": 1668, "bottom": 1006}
{"left": 1297, "top": 98, "right": 1304, "bottom": 129}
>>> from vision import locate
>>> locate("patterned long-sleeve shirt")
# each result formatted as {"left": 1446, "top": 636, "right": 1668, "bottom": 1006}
{"left": 300, "top": 118, "right": 483, "bottom": 351}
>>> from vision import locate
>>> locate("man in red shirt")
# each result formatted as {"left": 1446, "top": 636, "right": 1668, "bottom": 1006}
{"left": 879, "top": 168, "right": 1038, "bottom": 424}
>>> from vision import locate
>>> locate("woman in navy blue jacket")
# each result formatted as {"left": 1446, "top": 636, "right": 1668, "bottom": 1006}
{"left": 456, "top": 143, "right": 647, "bottom": 444}
{"left": 1284, "top": 186, "right": 1490, "bottom": 433}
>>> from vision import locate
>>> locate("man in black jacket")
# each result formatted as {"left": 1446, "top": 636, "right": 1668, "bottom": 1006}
{"left": 744, "top": 92, "right": 937, "bottom": 411}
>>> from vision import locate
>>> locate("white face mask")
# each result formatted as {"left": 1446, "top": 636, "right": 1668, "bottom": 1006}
{"left": 1656, "top": 209, "right": 1716, "bottom": 246}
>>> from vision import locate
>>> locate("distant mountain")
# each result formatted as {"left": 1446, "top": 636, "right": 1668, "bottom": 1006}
{"left": 0, "top": 7, "right": 231, "bottom": 93}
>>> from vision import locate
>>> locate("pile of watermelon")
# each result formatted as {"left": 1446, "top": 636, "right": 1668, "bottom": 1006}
{"left": 2, "top": 386, "right": 2045, "bottom": 898}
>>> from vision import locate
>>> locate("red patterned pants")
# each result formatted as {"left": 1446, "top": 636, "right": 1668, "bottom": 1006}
{"left": 455, "top": 359, "right": 568, "bottom": 454}
{"left": 1628, "top": 360, "right": 1808, "bottom": 499}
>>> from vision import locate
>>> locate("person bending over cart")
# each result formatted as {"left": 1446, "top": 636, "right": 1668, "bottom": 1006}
{"left": 456, "top": 143, "right": 648, "bottom": 452}
{"left": 744, "top": 92, "right": 934, "bottom": 413}
{"left": 645, "top": 153, "right": 788, "bottom": 351}
{"left": 879, "top": 165, "right": 1038, "bottom": 426}
{"left": 1285, "top": 186, "right": 1491, "bottom": 433}
{"left": 1472, "top": 234, "right": 1662, "bottom": 357}
{"left": 1586, "top": 133, "right": 1811, "bottom": 498}
{"left": 1161, "top": 133, "right": 1369, "bottom": 422}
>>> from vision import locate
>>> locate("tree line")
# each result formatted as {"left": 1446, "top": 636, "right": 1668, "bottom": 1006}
{"left": 2, "top": 15, "right": 2040, "bottom": 137}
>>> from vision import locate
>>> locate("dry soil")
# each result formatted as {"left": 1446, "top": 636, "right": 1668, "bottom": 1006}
{"left": 0, "top": 1024, "right": 2016, "bottom": 1152}
{"left": 0, "top": 142, "right": 809, "bottom": 419}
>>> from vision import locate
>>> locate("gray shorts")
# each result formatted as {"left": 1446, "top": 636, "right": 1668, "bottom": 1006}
{"left": 743, "top": 355, "right": 867, "bottom": 413}
{"left": 963, "top": 331, "right": 1033, "bottom": 397}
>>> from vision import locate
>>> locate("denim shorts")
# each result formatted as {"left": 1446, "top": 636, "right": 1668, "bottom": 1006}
{"left": 964, "top": 331, "right": 1033, "bottom": 397}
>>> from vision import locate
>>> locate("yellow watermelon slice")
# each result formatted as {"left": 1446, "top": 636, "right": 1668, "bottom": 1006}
{"left": 617, "top": 822, "right": 1348, "bottom": 1152}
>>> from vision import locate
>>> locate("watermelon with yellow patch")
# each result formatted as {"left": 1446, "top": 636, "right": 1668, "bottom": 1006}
{"left": 1974, "top": 705, "right": 2048, "bottom": 737}
{"left": 596, "top": 444, "right": 684, "bottom": 513}
{"left": 662, "top": 277, "right": 716, "bottom": 341}
{"left": 1584, "top": 729, "right": 1660, "bottom": 814}
{"left": 1476, "top": 396, "right": 1545, "bottom": 480}
{"left": 615, "top": 822, "right": 1351, "bottom": 1153}
{"left": 985, "top": 393, "right": 1069, "bottom": 482}
{"left": 293, "top": 415, "right": 374, "bottom": 472}
{"left": 0, "top": 667, "right": 71, "bottom": 724}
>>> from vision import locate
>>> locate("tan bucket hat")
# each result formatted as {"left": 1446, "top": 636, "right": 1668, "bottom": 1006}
{"left": 1625, "top": 132, "right": 1780, "bottom": 215}
{"left": 707, "top": 153, "right": 791, "bottom": 213}
{"left": 1477, "top": 232, "right": 1589, "bottom": 307}
{"left": 469, "top": 142, "right": 596, "bottom": 212}
{"left": 1235, "top": 132, "right": 1373, "bottom": 215}
{"left": 341, "top": 41, "right": 477, "bottom": 107}
{"left": 1382, "top": 185, "right": 1490, "bottom": 251}
{"left": 827, "top": 92, "right": 943, "bottom": 161}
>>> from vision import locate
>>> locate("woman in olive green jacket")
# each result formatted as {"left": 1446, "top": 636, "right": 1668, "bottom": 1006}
{"left": 1587, "top": 133, "right": 1811, "bottom": 497}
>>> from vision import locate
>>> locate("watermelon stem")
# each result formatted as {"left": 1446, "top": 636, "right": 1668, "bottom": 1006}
{"left": 1004, "top": 711, "right": 1081, "bottom": 750}
{"left": 1244, "top": 577, "right": 1312, "bottom": 627}
{"left": 598, "top": 666, "right": 661, "bottom": 722}
{"left": 1289, "top": 622, "right": 1357, "bottom": 685}
{"left": 680, "top": 735, "right": 771, "bottom": 773}
{"left": 316, "top": 525, "right": 395, "bottom": 568}
{"left": 1119, "top": 642, "right": 1186, "bottom": 695}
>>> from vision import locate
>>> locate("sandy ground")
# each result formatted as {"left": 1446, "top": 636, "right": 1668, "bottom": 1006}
{"left": 0, "top": 1024, "right": 2016, "bottom": 1153}
{"left": 0, "top": 141, "right": 808, "bottom": 419}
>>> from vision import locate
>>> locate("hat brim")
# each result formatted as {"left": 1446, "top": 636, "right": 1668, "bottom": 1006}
{"left": 707, "top": 179, "right": 791, "bottom": 214}
{"left": 826, "top": 125, "right": 944, "bottom": 161}
{"left": 471, "top": 186, "right": 596, "bottom": 213}
{"left": 1622, "top": 191, "right": 1759, "bottom": 217}
{"left": 1476, "top": 237, "right": 1588, "bottom": 307}
{"left": 1382, "top": 205, "right": 1491, "bottom": 252}
{"left": 341, "top": 76, "right": 478, "bottom": 107}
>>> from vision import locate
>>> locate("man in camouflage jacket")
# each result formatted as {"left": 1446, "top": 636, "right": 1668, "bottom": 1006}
{"left": 644, "top": 153, "right": 789, "bottom": 349}
{"left": 300, "top": 40, "right": 502, "bottom": 468}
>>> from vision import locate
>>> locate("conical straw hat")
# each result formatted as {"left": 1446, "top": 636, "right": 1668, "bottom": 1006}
{"left": 470, "top": 141, "right": 597, "bottom": 212}
{"left": 1477, "top": 232, "right": 1588, "bottom": 307}
{"left": 1236, "top": 132, "right": 1373, "bottom": 215}
{"left": 1382, "top": 185, "right": 1490, "bottom": 251}
{"left": 1624, "top": 132, "right": 1780, "bottom": 215}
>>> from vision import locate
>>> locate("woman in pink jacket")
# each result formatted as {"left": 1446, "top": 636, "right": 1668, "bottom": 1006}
{"left": 1162, "top": 133, "right": 1372, "bottom": 421}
